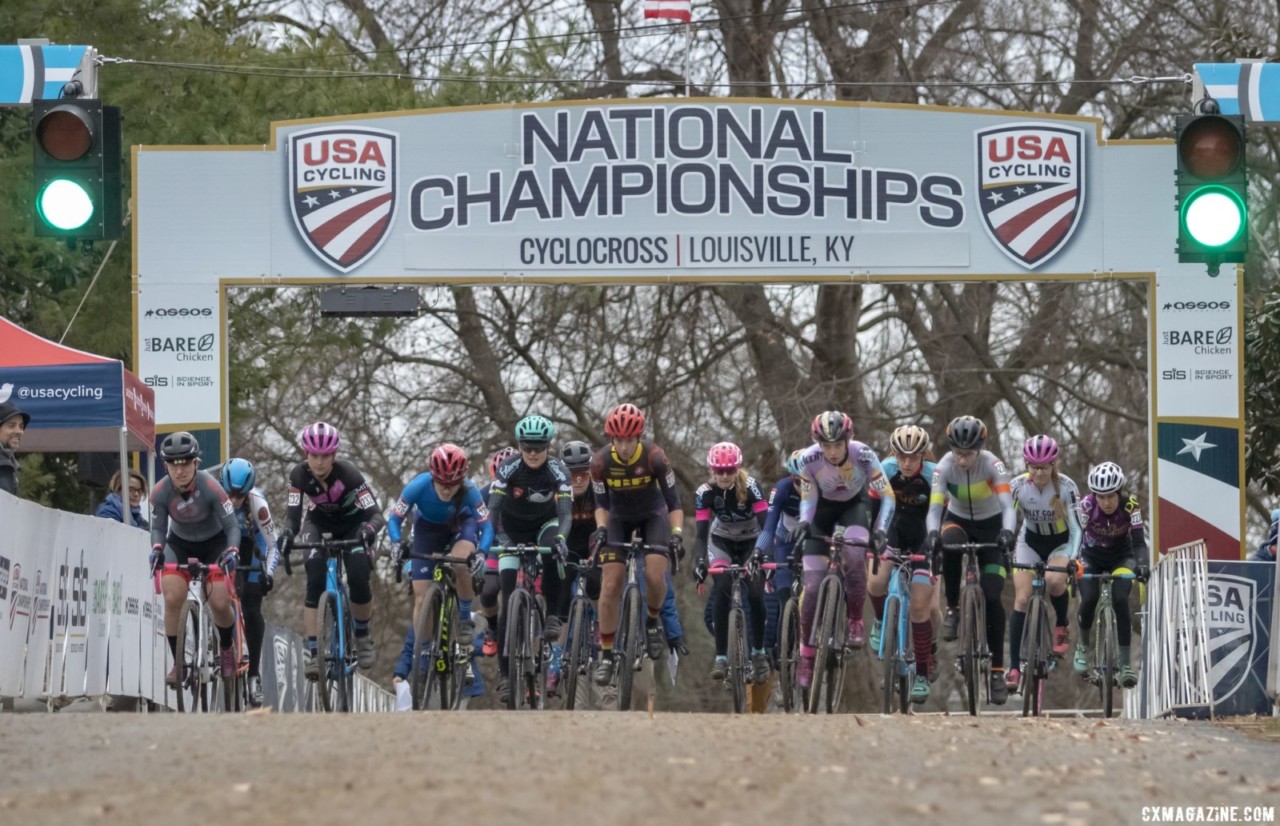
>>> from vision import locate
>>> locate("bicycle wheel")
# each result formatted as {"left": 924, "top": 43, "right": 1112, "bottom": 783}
{"left": 880, "top": 594, "right": 901, "bottom": 715}
{"left": 1021, "top": 597, "right": 1046, "bottom": 718}
{"left": 173, "top": 599, "right": 201, "bottom": 713}
{"left": 505, "top": 588, "right": 532, "bottom": 710}
{"left": 1096, "top": 603, "right": 1118, "bottom": 718}
{"left": 410, "top": 584, "right": 442, "bottom": 710}
{"left": 528, "top": 598, "right": 548, "bottom": 710}
{"left": 562, "top": 597, "right": 591, "bottom": 711}
{"left": 616, "top": 584, "right": 642, "bottom": 712}
{"left": 204, "top": 603, "right": 235, "bottom": 713}
{"left": 727, "top": 604, "right": 748, "bottom": 714}
{"left": 959, "top": 584, "right": 984, "bottom": 716}
{"left": 778, "top": 594, "right": 800, "bottom": 713}
{"left": 808, "top": 577, "right": 845, "bottom": 715}
{"left": 443, "top": 594, "right": 466, "bottom": 711}
{"left": 316, "top": 591, "right": 346, "bottom": 713}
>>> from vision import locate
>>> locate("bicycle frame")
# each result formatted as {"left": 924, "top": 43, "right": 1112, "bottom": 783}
{"left": 164, "top": 559, "right": 237, "bottom": 713}
{"left": 805, "top": 531, "right": 867, "bottom": 715}
{"left": 708, "top": 559, "right": 774, "bottom": 714}
{"left": 291, "top": 535, "right": 364, "bottom": 713}
{"left": 1010, "top": 558, "right": 1072, "bottom": 717}
{"left": 604, "top": 538, "right": 668, "bottom": 711}
{"left": 561, "top": 557, "right": 599, "bottom": 711}
{"left": 871, "top": 547, "right": 927, "bottom": 714}
{"left": 941, "top": 541, "right": 1001, "bottom": 716}
{"left": 491, "top": 543, "right": 553, "bottom": 710}
{"left": 1078, "top": 570, "right": 1142, "bottom": 718}
{"left": 407, "top": 551, "right": 472, "bottom": 710}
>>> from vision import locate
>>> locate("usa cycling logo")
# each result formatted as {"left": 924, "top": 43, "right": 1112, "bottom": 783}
{"left": 1206, "top": 574, "right": 1256, "bottom": 703}
{"left": 288, "top": 126, "right": 398, "bottom": 273}
{"left": 975, "top": 123, "right": 1086, "bottom": 270}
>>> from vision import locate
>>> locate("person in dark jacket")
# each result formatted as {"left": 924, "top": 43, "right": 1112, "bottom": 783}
{"left": 0, "top": 401, "right": 29, "bottom": 497}
{"left": 95, "top": 469, "right": 149, "bottom": 529}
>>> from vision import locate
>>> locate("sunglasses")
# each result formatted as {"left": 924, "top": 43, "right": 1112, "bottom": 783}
{"left": 519, "top": 443, "right": 549, "bottom": 454}
{"left": 165, "top": 458, "right": 195, "bottom": 467}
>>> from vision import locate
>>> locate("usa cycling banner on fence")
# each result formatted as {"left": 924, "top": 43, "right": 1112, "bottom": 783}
{"left": 1205, "top": 560, "right": 1274, "bottom": 716}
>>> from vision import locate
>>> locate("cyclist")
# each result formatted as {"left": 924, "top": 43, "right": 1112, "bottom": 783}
{"left": 221, "top": 458, "right": 280, "bottom": 707}
{"left": 693, "top": 442, "right": 771, "bottom": 685}
{"left": 754, "top": 449, "right": 806, "bottom": 664}
{"left": 867, "top": 425, "right": 937, "bottom": 703}
{"left": 387, "top": 442, "right": 491, "bottom": 648}
{"left": 149, "top": 432, "right": 242, "bottom": 686}
{"left": 1005, "top": 435, "right": 1082, "bottom": 692}
{"left": 479, "top": 446, "right": 519, "bottom": 657}
{"left": 925, "top": 415, "right": 1016, "bottom": 704}
{"left": 279, "top": 422, "right": 385, "bottom": 679}
{"left": 790, "top": 411, "right": 895, "bottom": 690}
{"left": 1074, "top": 461, "right": 1146, "bottom": 688}
{"left": 590, "top": 403, "right": 684, "bottom": 686}
{"left": 488, "top": 415, "right": 573, "bottom": 704}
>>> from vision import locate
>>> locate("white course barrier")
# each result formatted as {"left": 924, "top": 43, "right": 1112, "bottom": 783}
{"left": 1268, "top": 560, "right": 1280, "bottom": 710}
{"left": 0, "top": 491, "right": 393, "bottom": 712}
{"left": 1141, "top": 540, "right": 1215, "bottom": 719}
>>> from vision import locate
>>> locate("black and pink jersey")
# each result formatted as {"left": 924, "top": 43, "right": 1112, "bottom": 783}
{"left": 285, "top": 459, "right": 385, "bottom": 534}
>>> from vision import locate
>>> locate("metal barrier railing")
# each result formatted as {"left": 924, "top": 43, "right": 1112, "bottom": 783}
{"left": 1140, "top": 540, "right": 1215, "bottom": 719}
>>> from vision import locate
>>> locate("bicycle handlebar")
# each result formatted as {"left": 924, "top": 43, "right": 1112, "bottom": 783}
{"left": 603, "top": 540, "right": 669, "bottom": 552}
{"left": 290, "top": 538, "right": 366, "bottom": 552}
{"left": 1078, "top": 571, "right": 1146, "bottom": 582}
{"left": 939, "top": 541, "right": 1001, "bottom": 551}
{"left": 489, "top": 544, "right": 555, "bottom": 554}
{"left": 1010, "top": 561, "right": 1074, "bottom": 575}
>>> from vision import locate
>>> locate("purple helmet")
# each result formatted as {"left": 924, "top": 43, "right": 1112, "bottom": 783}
{"left": 300, "top": 421, "right": 340, "bottom": 455}
{"left": 1023, "top": 434, "right": 1059, "bottom": 465}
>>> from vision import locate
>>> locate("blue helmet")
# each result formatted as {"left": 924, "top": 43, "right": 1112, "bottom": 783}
{"left": 221, "top": 457, "right": 256, "bottom": 496}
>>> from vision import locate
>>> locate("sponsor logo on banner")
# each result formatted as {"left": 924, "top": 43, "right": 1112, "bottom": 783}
{"left": 1206, "top": 574, "right": 1256, "bottom": 701}
{"left": 8, "top": 563, "right": 30, "bottom": 630}
{"left": 288, "top": 127, "right": 398, "bottom": 274}
{"left": 1161, "top": 300, "right": 1231, "bottom": 312}
{"left": 0, "top": 555, "right": 9, "bottom": 600}
{"left": 34, "top": 569, "right": 50, "bottom": 623}
{"left": 143, "top": 335, "right": 215, "bottom": 364}
{"left": 273, "top": 634, "right": 292, "bottom": 708}
{"left": 144, "top": 307, "right": 213, "bottom": 318}
{"left": 1161, "top": 327, "right": 1233, "bottom": 349}
{"left": 975, "top": 123, "right": 1086, "bottom": 269}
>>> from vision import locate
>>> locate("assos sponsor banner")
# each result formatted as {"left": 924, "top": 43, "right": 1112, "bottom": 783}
{"left": 136, "top": 286, "right": 219, "bottom": 426}
{"left": 1155, "top": 272, "right": 1238, "bottom": 419}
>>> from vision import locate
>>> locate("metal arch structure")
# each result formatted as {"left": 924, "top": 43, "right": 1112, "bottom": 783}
{"left": 133, "top": 98, "right": 1246, "bottom": 560}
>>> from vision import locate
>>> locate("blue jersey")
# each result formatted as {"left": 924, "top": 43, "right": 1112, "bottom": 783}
{"left": 755, "top": 475, "right": 803, "bottom": 554}
{"left": 881, "top": 457, "right": 936, "bottom": 516}
{"left": 388, "top": 473, "right": 493, "bottom": 551}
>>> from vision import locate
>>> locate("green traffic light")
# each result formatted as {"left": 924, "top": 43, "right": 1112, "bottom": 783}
{"left": 36, "top": 179, "right": 94, "bottom": 231}
{"left": 1180, "top": 185, "right": 1245, "bottom": 249}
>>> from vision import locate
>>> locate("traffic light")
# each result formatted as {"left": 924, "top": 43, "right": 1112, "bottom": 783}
{"left": 32, "top": 98, "right": 122, "bottom": 240}
{"left": 1175, "top": 108, "right": 1247, "bottom": 275}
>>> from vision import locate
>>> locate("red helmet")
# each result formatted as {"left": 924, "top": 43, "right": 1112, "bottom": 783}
{"left": 429, "top": 443, "right": 470, "bottom": 484}
{"left": 706, "top": 442, "right": 743, "bottom": 471}
{"left": 604, "top": 403, "right": 645, "bottom": 439}
{"left": 487, "top": 446, "right": 518, "bottom": 480}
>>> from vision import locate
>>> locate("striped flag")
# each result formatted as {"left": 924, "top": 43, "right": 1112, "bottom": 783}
{"left": 1196, "top": 62, "right": 1280, "bottom": 125}
{"left": 0, "top": 45, "right": 91, "bottom": 105}
{"left": 644, "top": 0, "right": 692, "bottom": 22}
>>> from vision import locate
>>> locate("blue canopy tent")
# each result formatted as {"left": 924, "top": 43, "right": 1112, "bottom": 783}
{"left": 0, "top": 316, "right": 156, "bottom": 518}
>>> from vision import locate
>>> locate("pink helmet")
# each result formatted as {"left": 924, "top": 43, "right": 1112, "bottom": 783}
{"left": 300, "top": 421, "right": 340, "bottom": 455}
{"left": 1023, "top": 434, "right": 1060, "bottom": 465}
{"left": 430, "top": 443, "right": 470, "bottom": 484}
{"left": 706, "top": 441, "right": 743, "bottom": 471}
{"left": 488, "top": 446, "right": 519, "bottom": 480}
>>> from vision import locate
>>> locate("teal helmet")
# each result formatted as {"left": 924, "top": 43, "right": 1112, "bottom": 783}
{"left": 515, "top": 415, "right": 555, "bottom": 446}
{"left": 784, "top": 448, "right": 806, "bottom": 477}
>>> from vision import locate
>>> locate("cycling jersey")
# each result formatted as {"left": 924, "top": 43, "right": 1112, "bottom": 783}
{"left": 1079, "top": 493, "right": 1146, "bottom": 556}
{"left": 882, "top": 457, "right": 936, "bottom": 516}
{"left": 926, "top": 450, "right": 1015, "bottom": 532}
{"left": 694, "top": 476, "right": 768, "bottom": 560}
{"left": 566, "top": 486, "right": 598, "bottom": 556}
{"left": 755, "top": 476, "right": 803, "bottom": 555}
{"left": 1010, "top": 472, "right": 1082, "bottom": 558}
{"left": 796, "top": 440, "right": 895, "bottom": 532}
{"left": 387, "top": 472, "right": 493, "bottom": 551}
{"left": 150, "top": 469, "right": 241, "bottom": 548}
{"left": 590, "top": 441, "right": 681, "bottom": 519}
{"left": 488, "top": 454, "right": 572, "bottom": 540}
{"left": 233, "top": 488, "right": 280, "bottom": 574}
{"left": 285, "top": 459, "right": 384, "bottom": 535}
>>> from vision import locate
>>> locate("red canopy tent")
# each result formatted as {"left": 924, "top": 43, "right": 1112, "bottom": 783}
{"left": 0, "top": 317, "right": 156, "bottom": 515}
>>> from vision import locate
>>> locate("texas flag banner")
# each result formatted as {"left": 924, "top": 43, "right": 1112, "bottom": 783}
{"left": 644, "top": 0, "right": 692, "bottom": 22}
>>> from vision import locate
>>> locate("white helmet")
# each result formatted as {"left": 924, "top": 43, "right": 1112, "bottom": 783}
{"left": 1087, "top": 461, "right": 1125, "bottom": 494}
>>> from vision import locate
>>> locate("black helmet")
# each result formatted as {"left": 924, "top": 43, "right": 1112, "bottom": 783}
{"left": 161, "top": 431, "right": 201, "bottom": 461}
{"left": 945, "top": 416, "right": 987, "bottom": 450}
{"left": 560, "top": 440, "right": 593, "bottom": 470}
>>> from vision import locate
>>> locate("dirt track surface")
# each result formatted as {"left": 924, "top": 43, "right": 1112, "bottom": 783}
{"left": 1, "top": 711, "right": 1277, "bottom": 825}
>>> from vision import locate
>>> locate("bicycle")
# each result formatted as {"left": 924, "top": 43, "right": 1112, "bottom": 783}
{"left": 164, "top": 558, "right": 245, "bottom": 713}
{"left": 287, "top": 535, "right": 364, "bottom": 713}
{"left": 1010, "top": 559, "right": 1073, "bottom": 717}
{"left": 395, "top": 549, "right": 476, "bottom": 711}
{"left": 561, "top": 556, "right": 599, "bottom": 711}
{"left": 603, "top": 537, "right": 672, "bottom": 712}
{"left": 491, "top": 543, "right": 554, "bottom": 711}
{"left": 870, "top": 546, "right": 929, "bottom": 715}
{"left": 1078, "top": 568, "right": 1147, "bottom": 718}
{"left": 941, "top": 541, "right": 1002, "bottom": 716}
{"left": 707, "top": 558, "right": 775, "bottom": 714}
{"left": 805, "top": 530, "right": 867, "bottom": 715}
{"left": 774, "top": 553, "right": 805, "bottom": 713}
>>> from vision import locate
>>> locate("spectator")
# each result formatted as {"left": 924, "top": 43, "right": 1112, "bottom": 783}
{"left": 95, "top": 469, "right": 149, "bottom": 529}
{"left": 0, "top": 401, "right": 29, "bottom": 497}
{"left": 1247, "top": 508, "right": 1279, "bottom": 563}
